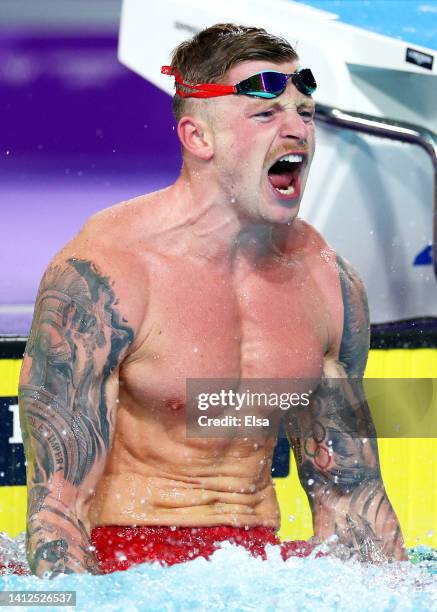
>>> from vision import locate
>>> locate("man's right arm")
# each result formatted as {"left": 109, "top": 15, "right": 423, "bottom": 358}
{"left": 19, "top": 257, "right": 135, "bottom": 577}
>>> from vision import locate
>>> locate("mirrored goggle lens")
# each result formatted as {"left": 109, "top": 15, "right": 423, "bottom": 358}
{"left": 236, "top": 72, "right": 288, "bottom": 97}
{"left": 293, "top": 68, "right": 317, "bottom": 95}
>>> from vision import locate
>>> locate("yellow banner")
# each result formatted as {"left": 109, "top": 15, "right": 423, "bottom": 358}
{"left": 1, "top": 351, "right": 437, "bottom": 547}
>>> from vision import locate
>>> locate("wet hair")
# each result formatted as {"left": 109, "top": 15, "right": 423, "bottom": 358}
{"left": 170, "top": 23, "right": 298, "bottom": 121}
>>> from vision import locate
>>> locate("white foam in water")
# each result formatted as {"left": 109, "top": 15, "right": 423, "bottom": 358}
{"left": 1, "top": 533, "right": 437, "bottom": 611}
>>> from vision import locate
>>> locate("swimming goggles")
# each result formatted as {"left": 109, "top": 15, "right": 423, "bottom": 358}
{"left": 161, "top": 66, "right": 317, "bottom": 99}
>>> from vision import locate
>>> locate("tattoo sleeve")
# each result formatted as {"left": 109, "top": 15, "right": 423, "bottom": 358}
{"left": 286, "top": 255, "right": 406, "bottom": 562}
{"left": 19, "top": 258, "right": 134, "bottom": 577}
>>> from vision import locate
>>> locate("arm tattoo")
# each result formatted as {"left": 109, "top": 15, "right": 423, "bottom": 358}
{"left": 287, "top": 255, "right": 405, "bottom": 562}
{"left": 19, "top": 258, "right": 134, "bottom": 576}
{"left": 336, "top": 254, "right": 370, "bottom": 377}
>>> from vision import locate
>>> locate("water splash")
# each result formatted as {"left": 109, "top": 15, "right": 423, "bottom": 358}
{"left": 0, "top": 532, "right": 27, "bottom": 568}
{"left": 1, "top": 533, "right": 436, "bottom": 611}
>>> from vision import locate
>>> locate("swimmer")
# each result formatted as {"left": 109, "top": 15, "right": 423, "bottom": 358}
{"left": 18, "top": 24, "right": 406, "bottom": 577}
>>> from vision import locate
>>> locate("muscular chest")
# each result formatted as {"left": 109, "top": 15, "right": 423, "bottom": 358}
{"left": 121, "top": 255, "right": 331, "bottom": 406}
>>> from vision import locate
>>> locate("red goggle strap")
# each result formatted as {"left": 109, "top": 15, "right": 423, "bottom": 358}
{"left": 161, "top": 65, "right": 236, "bottom": 98}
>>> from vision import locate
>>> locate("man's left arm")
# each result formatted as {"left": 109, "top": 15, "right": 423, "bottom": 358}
{"left": 286, "top": 254, "right": 406, "bottom": 562}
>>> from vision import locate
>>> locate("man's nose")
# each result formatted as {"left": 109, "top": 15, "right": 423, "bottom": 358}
{"left": 279, "top": 109, "right": 309, "bottom": 142}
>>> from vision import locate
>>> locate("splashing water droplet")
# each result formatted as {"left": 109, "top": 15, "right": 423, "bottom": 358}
{"left": 115, "top": 551, "right": 127, "bottom": 562}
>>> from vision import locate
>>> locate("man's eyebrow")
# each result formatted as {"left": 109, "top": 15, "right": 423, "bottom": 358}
{"left": 244, "top": 99, "right": 282, "bottom": 112}
{"left": 297, "top": 99, "right": 316, "bottom": 110}
{"left": 245, "top": 98, "right": 316, "bottom": 113}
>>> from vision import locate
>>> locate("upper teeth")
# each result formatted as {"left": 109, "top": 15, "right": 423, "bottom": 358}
{"left": 279, "top": 154, "right": 303, "bottom": 163}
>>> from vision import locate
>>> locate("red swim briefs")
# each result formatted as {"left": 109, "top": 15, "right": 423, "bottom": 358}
{"left": 91, "top": 525, "right": 314, "bottom": 573}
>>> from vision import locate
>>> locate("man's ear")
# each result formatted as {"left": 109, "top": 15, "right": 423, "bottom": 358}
{"left": 177, "top": 116, "right": 213, "bottom": 161}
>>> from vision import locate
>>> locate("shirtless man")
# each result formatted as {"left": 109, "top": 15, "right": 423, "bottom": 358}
{"left": 19, "top": 24, "right": 405, "bottom": 577}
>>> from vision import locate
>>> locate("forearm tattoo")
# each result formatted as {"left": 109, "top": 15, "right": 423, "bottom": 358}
{"left": 19, "top": 258, "right": 133, "bottom": 576}
{"left": 288, "top": 255, "right": 405, "bottom": 562}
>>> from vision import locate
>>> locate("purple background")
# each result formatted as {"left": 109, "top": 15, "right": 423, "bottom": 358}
{"left": 0, "top": 32, "right": 181, "bottom": 335}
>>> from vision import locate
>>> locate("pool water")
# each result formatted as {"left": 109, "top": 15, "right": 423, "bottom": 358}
{"left": 1, "top": 534, "right": 437, "bottom": 611}
{"left": 294, "top": 0, "right": 437, "bottom": 49}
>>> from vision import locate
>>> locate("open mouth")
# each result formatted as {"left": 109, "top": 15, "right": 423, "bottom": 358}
{"left": 267, "top": 153, "right": 305, "bottom": 199}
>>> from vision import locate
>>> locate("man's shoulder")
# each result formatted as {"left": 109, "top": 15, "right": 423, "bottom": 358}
{"left": 283, "top": 218, "right": 334, "bottom": 261}
{"left": 287, "top": 219, "right": 364, "bottom": 286}
{"left": 41, "top": 195, "right": 156, "bottom": 336}
{"left": 61, "top": 191, "right": 165, "bottom": 270}
{"left": 65, "top": 199, "right": 146, "bottom": 272}
{"left": 80, "top": 192, "right": 162, "bottom": 244}
{"left": 287, "top": 219, "right": 369, "bottom": 358}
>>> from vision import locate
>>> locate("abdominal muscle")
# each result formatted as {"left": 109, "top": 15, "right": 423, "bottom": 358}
{"left": 88, "top": 411, "right": 281, "bottom": 529}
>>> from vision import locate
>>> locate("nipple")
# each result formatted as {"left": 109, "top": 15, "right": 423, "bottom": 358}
{"left": 165, "top": 398, "right": 185, "bottom": 411}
